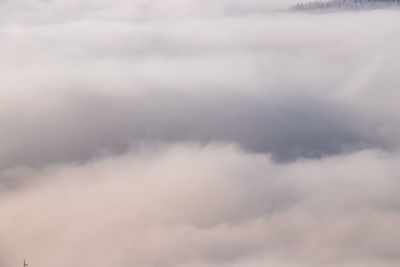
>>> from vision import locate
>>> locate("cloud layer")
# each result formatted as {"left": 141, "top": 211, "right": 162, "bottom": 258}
{"left": 2, "top": 145, "right": 400, "bottom": 267}
{"left": 0, "top": 6, "right": 399, "bottom": 167}
{"left": 0, "top": 0, "right": 400, "bottom": 266}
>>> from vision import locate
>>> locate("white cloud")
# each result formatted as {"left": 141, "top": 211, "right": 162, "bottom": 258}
{"left": 1, "top": 144, "right": 400, "bottom": 267}
{"left": 0, "top": 1, "right": 400, "bottom": 266}
{"left": 0, "top": 7, "right": 399, "bottom": 166}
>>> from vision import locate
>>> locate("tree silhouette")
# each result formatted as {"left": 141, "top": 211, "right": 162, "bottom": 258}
{"left": 293, "top": 0, "right": 400, "bottom": 10}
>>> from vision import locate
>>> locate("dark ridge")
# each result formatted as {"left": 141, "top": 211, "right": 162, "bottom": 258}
{"left": 292, "top": 0, "right": 400, "bottom": 11}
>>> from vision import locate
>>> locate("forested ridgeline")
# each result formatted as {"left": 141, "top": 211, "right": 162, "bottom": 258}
{"left": 293, "top": 0, "right": 400, "bottom": 10}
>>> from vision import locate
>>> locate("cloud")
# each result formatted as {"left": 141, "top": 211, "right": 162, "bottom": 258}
{"left": 0, "top": 1, "right": 400, "bottom": 266}
{"left": 0, "top": 6, "right": 399, "bottom": 168}
{"left": 0, "top": 0, "right": 307, "bottom": 24}
{"left": 1, "top": 144, "right": 400, "bottom": 267}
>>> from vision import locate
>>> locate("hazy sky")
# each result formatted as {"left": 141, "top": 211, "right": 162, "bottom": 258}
{"left": 1, "top": 1, "right": 400, "bottom": 267}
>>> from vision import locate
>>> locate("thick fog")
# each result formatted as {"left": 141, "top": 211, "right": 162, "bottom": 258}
{"left": 0, "top": 0, "right": 400, "bottom": 266}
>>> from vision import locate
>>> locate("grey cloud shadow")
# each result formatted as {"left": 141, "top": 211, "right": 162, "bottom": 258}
{"left": 0, "top": 89, "right": 386, "bottom": 172}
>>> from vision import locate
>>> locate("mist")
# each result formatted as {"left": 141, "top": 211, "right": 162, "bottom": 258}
{"left": 0, "top": 0, "right": 400, "bottom": 266}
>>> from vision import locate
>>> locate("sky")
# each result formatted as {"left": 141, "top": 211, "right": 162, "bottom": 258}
{"left": 1, "top": 0, "right": 400, "bottom": 267}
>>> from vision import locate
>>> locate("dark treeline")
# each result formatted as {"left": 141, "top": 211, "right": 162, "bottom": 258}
{"left": 293, "top": 0, "right": 400, "bottom": 10}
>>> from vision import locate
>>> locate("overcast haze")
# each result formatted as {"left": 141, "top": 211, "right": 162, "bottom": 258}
{"left": 1, "top": 0, "right": 400, "bottom": 267}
